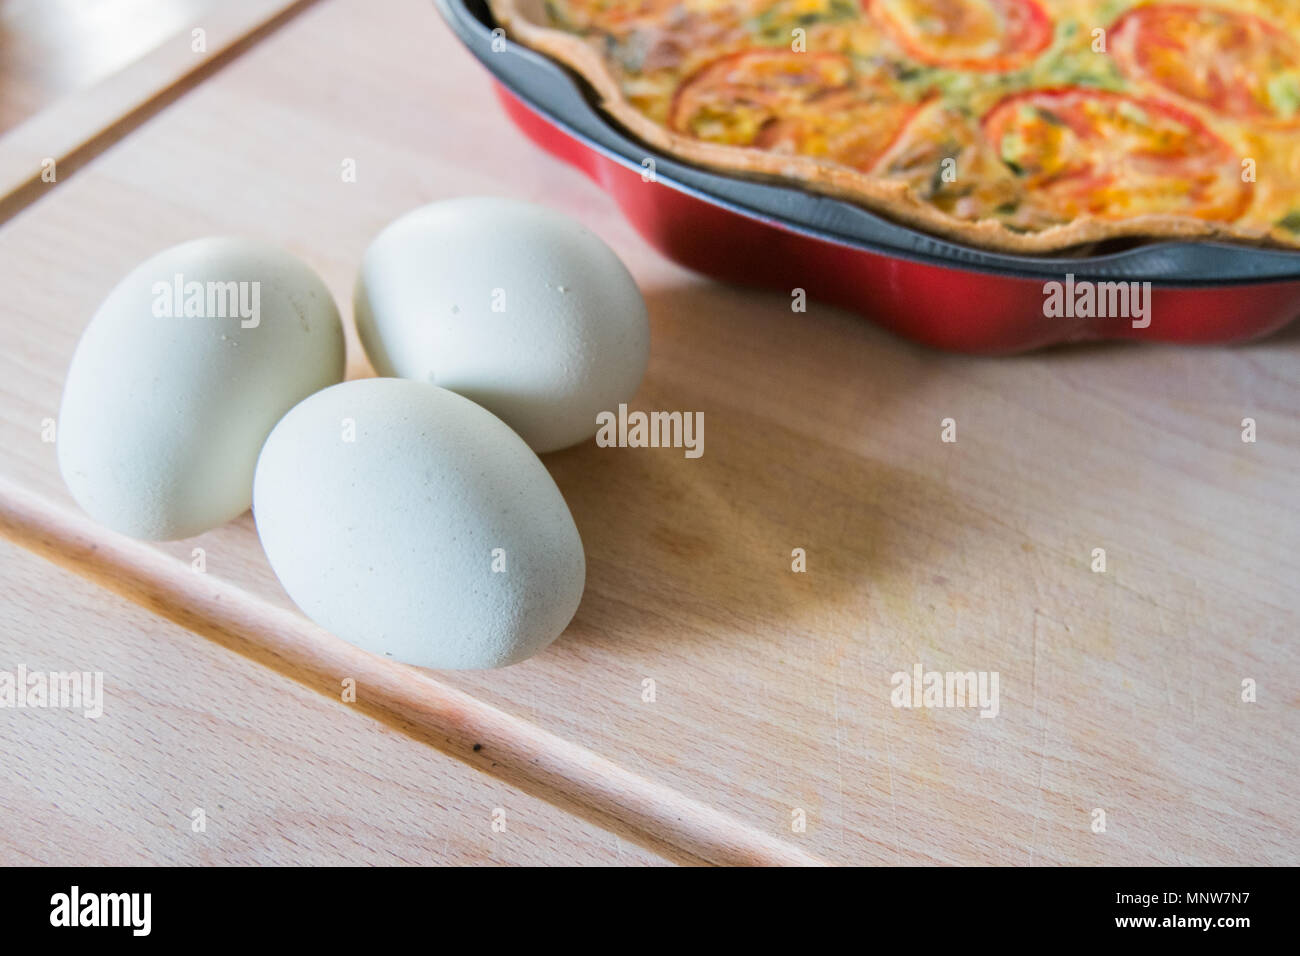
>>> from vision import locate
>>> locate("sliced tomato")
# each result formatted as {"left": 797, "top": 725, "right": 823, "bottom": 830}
{"left": 1110, "top": 5, "right": 1300, "bottom": 123}
{"left": 668, "top": 50, "right": 916, "bottom": 170}
{"left": 866, "top": 0, "right": 1053, "bottom": 71}
{"left": 548, "top": 0, "right": 680, "bottom": 32}
{"left": 751, "top": 88, "right": 922, "bottom": 171}
{"left": 982, "top": 88, "right": 1251, "bottom": 223}
{"left": 871, "top": 99, "right": 1030, "bottom": 219}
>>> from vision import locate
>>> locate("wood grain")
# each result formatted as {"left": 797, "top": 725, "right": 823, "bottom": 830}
{"left": 0, "top": 533, "right": 669, "bottom": 865}
{"left": 0, "top": 0, "right": 314, "bottom": 218}
{"left": 0, "top": 476, "right": 823, "bottom": 866}
{"left": 0, "top": 0, "right": 216, "bottom": 133}
{"left": 0, "top": 0, "right": 1296, "bottom": 865}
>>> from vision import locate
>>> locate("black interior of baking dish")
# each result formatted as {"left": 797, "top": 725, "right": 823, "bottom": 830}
{"left": 438, "top": 0, "right": 1300, "bottom": 285}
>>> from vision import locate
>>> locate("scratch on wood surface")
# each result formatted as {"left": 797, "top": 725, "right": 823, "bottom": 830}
{"left": 1027, "top": 610, "right": 1047, "bottom": 866}
{"left": 833, "top": 687, "right": 845, "bottom": 849}
{"left": 1031, "top": 607, "right": 1040, "bottom": 717}
{"left": 1027, "top": 723, "right": 1049, "bottom": 866}
{"left": 883, "top": 719, "right": 903, "bottom": 864}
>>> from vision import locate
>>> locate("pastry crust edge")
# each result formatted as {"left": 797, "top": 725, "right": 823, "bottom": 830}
{"left": 487, "top": 0, "right": 1300, "bottom": 255}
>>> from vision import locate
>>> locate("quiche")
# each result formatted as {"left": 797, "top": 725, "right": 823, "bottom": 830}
{"left": 487, "top": 0, "right": 1300, "bottom": 252}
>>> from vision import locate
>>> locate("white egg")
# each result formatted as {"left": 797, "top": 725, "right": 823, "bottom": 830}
{"left": 354, "top": 197, "right": 650, "bottom": 453}
{"left": 58, "top": 238, "right": 345, "bottom": 540}
{"left": 252, "top": 378, "right": 586, "bottom": 669}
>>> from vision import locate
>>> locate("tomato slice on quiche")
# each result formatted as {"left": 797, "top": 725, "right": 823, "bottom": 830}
{"left": 1110, "top": 5, "right": 1300, "bottom": 125}
{"left": 872, "top": 100, "right": 1028, "bottom": 220}
{"left": 669, "top": 50, "right": 918, "bottom": 171}
{"left": 545, "top": 0, "right": 681, "bottom": 32}
{"left": 492, "top": 0, "right": 1300, "bottom": 250}
{"left": 867, "top": 0, "right": 1054, "bottom": 71}
{"left": 983, "top": 88, "right": 1251, "bottom": 223}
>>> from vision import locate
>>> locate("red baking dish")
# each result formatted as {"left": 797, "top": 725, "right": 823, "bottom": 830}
{"left": 439, "top": 0, "right": 1300, "bottom": 353}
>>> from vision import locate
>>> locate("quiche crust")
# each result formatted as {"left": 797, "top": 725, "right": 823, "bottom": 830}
{"left": 487, "top": 0, "right": 1300, "bottom": 254}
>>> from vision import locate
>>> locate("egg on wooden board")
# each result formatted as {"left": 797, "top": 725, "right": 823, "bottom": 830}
{"left": 57, "top": 238, "right": 346, "bottom": 541}
{"left": 353, "top": 197, "right": 650, "bottom": 453}
{"left": 252, "top": 378, "right": 586, "bottom": 669}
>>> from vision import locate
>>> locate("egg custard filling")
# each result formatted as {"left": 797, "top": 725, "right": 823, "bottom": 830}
{"left": 489, "top": 0, "right": 1300, "bottom": 252}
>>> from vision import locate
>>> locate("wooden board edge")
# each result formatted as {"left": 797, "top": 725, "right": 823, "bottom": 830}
{"left": 0, "top": 0, "right": 321, "bottom": 224}
{"left": 0, "top": 475, "right": 830, "bottom": 867}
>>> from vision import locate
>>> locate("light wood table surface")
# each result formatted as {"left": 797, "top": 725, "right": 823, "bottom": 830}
{"left": 0, "top": 0, "right": 1296, "bottom": 866}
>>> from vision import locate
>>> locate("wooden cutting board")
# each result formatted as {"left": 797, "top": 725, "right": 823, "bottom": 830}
{"left": 0, "top": 0, "right": 1296, "bottom": 866}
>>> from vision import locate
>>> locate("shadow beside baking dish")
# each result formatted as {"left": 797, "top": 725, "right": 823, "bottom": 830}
{"left": 541, "top": 283, "right": 981, "bottom": 652}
